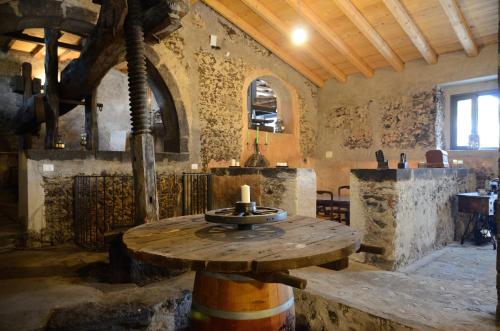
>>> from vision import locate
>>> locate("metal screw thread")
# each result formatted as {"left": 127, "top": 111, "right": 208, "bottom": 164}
{"left": 125, "top": 0, "right": 150, "bottom": 135}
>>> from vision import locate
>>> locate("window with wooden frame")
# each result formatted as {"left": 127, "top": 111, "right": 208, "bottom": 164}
{"left": 450, "top": 90, "right": 499, "bottom": 150}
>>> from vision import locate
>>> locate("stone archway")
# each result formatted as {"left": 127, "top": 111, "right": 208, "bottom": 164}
{"left": 145, "top": 45, "right": 190, "bottom": 154}
{"left": 241, "top": 70, "right": 302, "bottom": 167}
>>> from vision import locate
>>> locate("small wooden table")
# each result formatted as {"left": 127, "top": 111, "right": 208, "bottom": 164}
{"left": 124, "top": 215, "right": 361, "bottom": 330}
{"left": 457, "top": 192, "right": 497, "bottom": 249}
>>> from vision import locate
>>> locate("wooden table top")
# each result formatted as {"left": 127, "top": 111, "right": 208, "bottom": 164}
{"left": 124, "top": 215, "right": 361, "bottom": 273}
{"left": 317, "top": 197, "right": 350, "bottom": 206}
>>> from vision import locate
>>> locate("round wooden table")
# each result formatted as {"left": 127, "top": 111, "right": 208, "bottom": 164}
{"left": 124, "top": 214, "right": 361, "bottom": 331}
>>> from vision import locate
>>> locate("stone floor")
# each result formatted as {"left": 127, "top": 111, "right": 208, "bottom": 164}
{"left": 0, "top": 241, "right": 496, "bottom": 330}
{"left": 0, "top": 245, "right": 194, "bottom": 330}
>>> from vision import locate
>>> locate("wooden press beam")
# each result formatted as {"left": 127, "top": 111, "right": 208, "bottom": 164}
{"left": 241, "top": 0, "right": 347, "bottom": 83}
{"left": 201, "top": 0, "right": 324, "bottom": 87}
{"left": 44, "top": 28, "right": 61, "bottom": 149}
{"left": 438, "top": 0, "right": 478, "bottom": 57}
{"left": 382, "top": 0, "right": 438, "bottom": 64}
{"left": 285, "top": 0, "right": 373, "bottom": 78}
{"left": 333, "top": 0, "right": 405, "bottom": 72}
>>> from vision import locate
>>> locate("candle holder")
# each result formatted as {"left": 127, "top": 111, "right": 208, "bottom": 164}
{"left": 244, "top": 139, "right": 270, "bottom": 167}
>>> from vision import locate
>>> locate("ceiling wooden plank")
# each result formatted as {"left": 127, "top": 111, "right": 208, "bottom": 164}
{"left": 333, "top": 0, "right": 404, "bottom": 71}
{"left": 382, "top": 0, "right": 437, "bottom": 64}
{"left": 438, "top": 0, "right": 478, "bottom": 57}
{"left": 240, "top": 0, "right": 347, "bottom": 83}
{"left": 201, "top": 0, "right": 325, "bottom": 87}
{"left": 285, "top": 0, "right": 373, "bottom": 78}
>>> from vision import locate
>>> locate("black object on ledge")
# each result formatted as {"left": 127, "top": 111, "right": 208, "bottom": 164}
{"left": 398, "top": 153, "right": 408, "bottom": 169}
{"left": 375, "top": 150, "right": 389, "bottom": 169}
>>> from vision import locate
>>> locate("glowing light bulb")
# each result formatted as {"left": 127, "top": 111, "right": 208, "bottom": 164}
{"left": 291, "top": 27, "right": 308, "bottom": 45}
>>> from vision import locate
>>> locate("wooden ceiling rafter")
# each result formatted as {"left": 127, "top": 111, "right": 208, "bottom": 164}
{"left": 240, "top": 0, "right": 347, "bottom": 83}
{"left": 201, "top": 0, "right": 325, "bottom": 87}
{"left": 438, "top": 0, "right": 478, "bottom": 57}
{"left": 1, "top": 38, "right": 14, "bottom": 52}
{"left": 333, "top": 0, "right": 405, "bottom": 72}
{"left": 382, "top": 0, "right": 437, "bottom": 64}
{"left": 284, "top": 0, "right": 373, "bottom": 78}
{"left": 30, "top": 44, "right": 44, "bottom": 56}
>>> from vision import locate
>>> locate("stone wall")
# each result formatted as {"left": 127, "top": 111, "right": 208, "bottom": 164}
{"left": 316, "top": 45, "right": 498, "bottom": 193}
{"left": 350, "top": 168, "right": 475, "bottom": 270}
{"left": 38, "top": 173, "right": 181, "bottom": 246}
{"left": 18, "top": 150, "right": 190, "bottom": 247}
{"left": 148, "top": 1, "right": 319, "bottom": 168}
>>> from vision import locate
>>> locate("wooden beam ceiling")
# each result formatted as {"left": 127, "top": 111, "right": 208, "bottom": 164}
{"left": 240, "top": 0, "right": 347, "bottom": 83}
{"left": 382, "top": 0, "right": 437, "bottom": 64}
{"left": 332, "top": 0, "right": 405, "bottom": 72}
{"left": 3, "top": 32, "right": 82, "bottom": 51}
{"left": 201, "top": 0, "right": 325, "bottom": 87}
{"left": 1, "top": 38, "right": 14, "bottom": 53}
{"left": 284, "top": 0, "right": 373, "bottom": 78}
{"left": 438, "top": 0, "right": 478, "bottom": 57}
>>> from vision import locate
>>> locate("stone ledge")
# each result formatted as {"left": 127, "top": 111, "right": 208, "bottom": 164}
{"left": 24, "top": 150, "right": 189, "bottom": 162}
{"left": 210, "top": 166, "right": 301, "bottom": 176}
{"left": 351, "top": 168, "right": 470, "bottom": 182}
{"left": 292, "top": 266, "right": 496, "bottom": 331}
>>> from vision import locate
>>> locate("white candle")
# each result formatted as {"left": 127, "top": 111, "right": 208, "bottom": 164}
{"left": 241, "top": 185, "right": 250, "bottom": 203}
{"left": 230, "top": 159, "right": 236, "bottom": 166}
{"left": 235, "top": 161, "right": 240, "bottom": 166}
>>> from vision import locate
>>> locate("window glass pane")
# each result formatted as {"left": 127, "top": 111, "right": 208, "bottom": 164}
{"left": 456, "top": 99, "right": 472, "bottom": 147}
{"left": 478, "top": 94, "right": 499, "bottom": 148}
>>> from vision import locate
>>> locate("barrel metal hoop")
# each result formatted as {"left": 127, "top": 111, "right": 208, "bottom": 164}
{"left": 191, "top": 297, "right": 294, "bottom": 321}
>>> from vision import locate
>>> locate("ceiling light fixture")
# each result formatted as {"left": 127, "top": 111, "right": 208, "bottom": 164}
{"left": 291, "top": 27, "right": 308, "bottom": 45}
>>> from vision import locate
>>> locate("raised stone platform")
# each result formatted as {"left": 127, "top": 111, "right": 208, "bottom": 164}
{"left": 210, "top": 167, "right": 316, "bottom": 217}
{"left": 350, "top": 168, "right": 475, "bottom": 270}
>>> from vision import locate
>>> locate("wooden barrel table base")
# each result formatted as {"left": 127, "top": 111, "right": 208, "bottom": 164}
{"left": 124, "top": 215, "right": 361, "bottom": 331}
{"left": 191, "top": 272, "right": 295, "bottom": 331}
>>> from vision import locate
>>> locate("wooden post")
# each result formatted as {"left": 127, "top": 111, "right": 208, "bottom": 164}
{"left": 84, "top": 88, "right": 99, "bottom": 151}
{"left": 44, "top": 28, "right": 61, "bottom": 149}
{"left": 125, "top": 0, "right": 159, "bottom": 224}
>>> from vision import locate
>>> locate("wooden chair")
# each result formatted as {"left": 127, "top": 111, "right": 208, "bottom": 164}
{"left": 316, "top": 190, "right": 333, "bottom": 220}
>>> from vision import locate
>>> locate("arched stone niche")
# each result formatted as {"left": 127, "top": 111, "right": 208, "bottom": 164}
{"left": 241, "top": 70, "right": 303, "bottom": 167}
{"left": 145, "top": 54, "right": 189, "bottom": 153}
